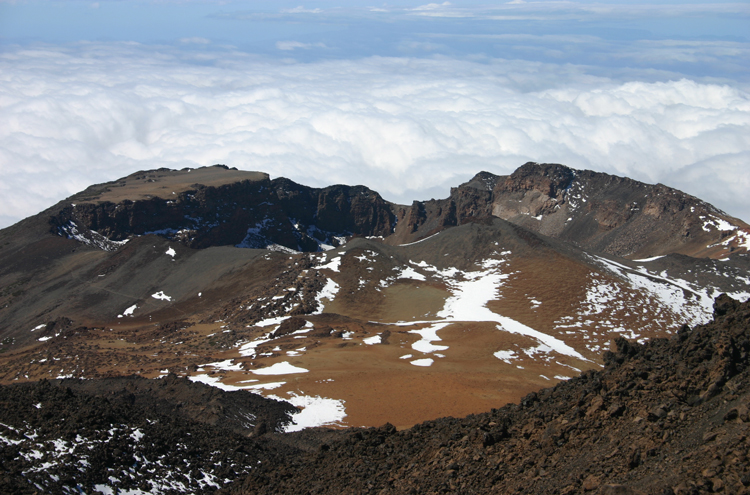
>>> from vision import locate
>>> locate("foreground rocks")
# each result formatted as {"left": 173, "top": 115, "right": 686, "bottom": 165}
{"left": 0, "top": 375, "right": 299, "bottom": 494}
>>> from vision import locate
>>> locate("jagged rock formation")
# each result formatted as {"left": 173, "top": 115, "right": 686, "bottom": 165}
{"left": 391, "top": 163, "right": 750, "bottom": 259}
{"left": 37, "top": 163, "right": 749, "bottom": 259}
{"left": 227, "top": 295, "right": 750, "bottom": 495}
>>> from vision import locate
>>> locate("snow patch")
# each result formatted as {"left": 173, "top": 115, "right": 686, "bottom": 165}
{"left": 313, "top": 278, "right": 340, "bottom": 314}
{"left": 316, "top": 256, "right": 342, "bottom": 272}
{"left": 118, "top": 304, "right": 137, "bottom": 318}
{"left": 633, "top": 255, "right": 666, "bottom": 262}
{"left": 201, "top": 359, "right": 244, "bottom": 372}
{"left": 363, "top": 334, "right": 382, "bottom": 345}
{"left": 493, "top": 349, "right": 519, "bottom": 363}
{"left": 398, "top": 266, "right": 426, "bottom": 281}
{"left": 280, "top": 394, "right": 347, "bottom": 432}
{"left": 151, "top": 291, "right": 172, "bottom": 302}
{"left": 251, "top": 361, "right": 309, "bottom": 375}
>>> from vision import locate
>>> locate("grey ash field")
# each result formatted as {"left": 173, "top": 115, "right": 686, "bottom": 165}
{"left": 1, "top": 162, "right": 750, "bottom": 494}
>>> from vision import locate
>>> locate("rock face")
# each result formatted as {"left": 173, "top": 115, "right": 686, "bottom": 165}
{"left": 227, "top": 295, "right": 750, "bottom": 495}
{"left": 46, "top": 163, "right": 749, "bottom": 259}
{"left": 391, "top": 163, "right": 750, "bottom": 259}
{"left": 50, "top": 165, "right": 397, "bottom": 252}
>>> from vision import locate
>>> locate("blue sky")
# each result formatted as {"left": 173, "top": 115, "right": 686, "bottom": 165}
{"left": 1, "top": 1, "right": 749, "bottom": 228}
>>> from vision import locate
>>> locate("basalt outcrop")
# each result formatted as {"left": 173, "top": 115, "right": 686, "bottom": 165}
{"left": 50, "top": 165, "right": 397, "bottom": 252}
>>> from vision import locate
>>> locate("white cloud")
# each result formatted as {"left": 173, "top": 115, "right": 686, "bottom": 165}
{"left": 281, "top": 6, "right": 322, "bottom": 14}
{"left": 0, "top": 42, "right": 749, "bottom": 229}
{"left": 411, "top": 2, "right": 451, "bottom": 11}
{"left": 276, "top": 41, "right": 326, "bottom": 51}
{"left": 179, "top": 37, "right": 211, "bottom": 45}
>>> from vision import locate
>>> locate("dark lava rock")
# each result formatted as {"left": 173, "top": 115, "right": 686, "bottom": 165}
{"left": 0, "top": 374, "right": 299, "bottom": 494}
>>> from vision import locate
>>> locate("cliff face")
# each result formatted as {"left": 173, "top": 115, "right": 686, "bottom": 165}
{"left": 49, "top": 166, "right": 397, "bottom": 252}
{"left": 390, "top": 163, "right": 750, "bottom": 259}
{"left": 44, "top": 163, "right": 750, "bottom": 258}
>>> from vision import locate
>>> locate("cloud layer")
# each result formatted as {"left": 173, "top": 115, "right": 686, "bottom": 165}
{"left": 1, "top": 42, "right": 749, "bottom": 228}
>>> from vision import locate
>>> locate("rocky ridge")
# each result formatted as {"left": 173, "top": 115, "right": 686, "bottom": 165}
{"left": 393, "top": 163, "right": 750, "bottom": 259}
{"left": 43, "top": 163, "right": 749, "bottom": 260}
{"left": 1, "top": 164, "right": 749, "bottom": 430}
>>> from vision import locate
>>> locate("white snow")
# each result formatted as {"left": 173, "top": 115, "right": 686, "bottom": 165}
{"left": 243, "top": 381, "right": 286, "bottom": 390}
{"left": 313, "top": 278, "right": 340, "bottom": 314}
{"left": 251, "top": 361, "right": 309, "bottom": 375}
{"left": 58, "top": 220, "right": 129, "bottom": 252}
{"left": 363, "top": 335, "right": 382, "bottom": 345}
{"left": 436, "top": 265, "right": 585, "bottom": 359}
{"left": 701, "top": 215, "right": 738, "bottom": 233}
{"left": 254, "top": 316, "right": 289, "bottom": 327}
{"left": 399, "top": 354, "right": 413, "bottom": 360}
{"left": 388, "top": 254, "right": 587, "bottom": 362}
{"left": 201, "top": 359, "right": 243, "bottom": 372}
{"left": 151, "top": 291, "right": 172, "bottom": 302}
{"left": 280, "top": 394, "right": 347, "bottom": 432}
{"left": 130, "top": 429, "right": 144, "bottom": 442}
{"left": 165, "top": 247, "right": 176, "bottom": 258}
{"left": 398, "top": 231, "right": 441, "bottom": 246}
{"left": 409, "top": 323, "right": 450, "bottom": 353}
{"left": 410, "top": 358, "right": 434, "bottom": 367}
{"left": 238, "top": 336, "right": 272, "bottom": 357}
{"left": 590, "top": 254, "right": 716, "bottom": 327}
{"left": 728, "top": 291, "right": 750, "bottom": 302}
{"left": 31, "top": 324, "right": 45, "bottom": 332}
{"left": 187, "top": 374, "right": 246, "bottom": 392}
{"left": 118, "top": 304, "right": 137, "bottom": 318}
{"left": 493, "top": 349, "right": 519, "bottom": 363}
{"left": 316, "top": 256, "right": 342, "bottom": 272}
{"left": 398, "top": 267, "right": 426, "bottom": 281}
{"left": 633, "top": 255, "right": 666, "bottom": 262}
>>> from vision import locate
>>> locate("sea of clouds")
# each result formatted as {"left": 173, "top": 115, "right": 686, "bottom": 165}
{"left": 1, "top": 39, "right": 749, "bottom": 228}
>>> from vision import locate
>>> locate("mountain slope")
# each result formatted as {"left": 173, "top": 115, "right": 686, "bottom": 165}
{"left": 0, "top": 163, "right": 749, "bottom": 430}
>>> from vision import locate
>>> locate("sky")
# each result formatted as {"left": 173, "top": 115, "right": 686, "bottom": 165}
{"left": 1, "top": 1, "right": 749, "bottom": 229}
